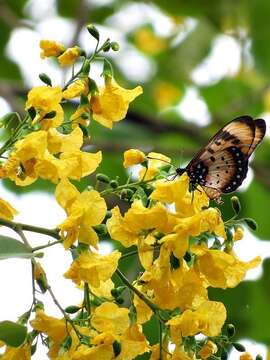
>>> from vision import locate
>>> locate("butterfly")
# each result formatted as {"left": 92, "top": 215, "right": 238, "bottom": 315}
{"left": 175, "top": 115, "right": 266, "bottom": 202}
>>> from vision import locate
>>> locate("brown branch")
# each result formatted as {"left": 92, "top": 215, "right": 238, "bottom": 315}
{"left": 68, "top": 0, "right": 91, "bottom": 47}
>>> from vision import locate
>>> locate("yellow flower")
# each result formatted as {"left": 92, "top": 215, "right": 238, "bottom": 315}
{"left": 91, "top": 302, "right": 129, "bottom": 335}
{"left": 3, "top": 131, "right": 47, "bottom": 186}
{"left": 141, "top": 247, "right": 207, "bottom": 310}
{"left": 70, "top": 105, "right": 90, "bottom": 128}
{"left": 62, "top": 79, "right": 89, "bottom": 99}
{"left": 90, "top": 278, "right": 114, "bottom": 299}
{"left": 0, "top": 343, "right": 31, "bottom": 360}
{"left": 0, "top": 198, "right": 18, "bottom": 220}
{"left": 153, "top": 81, "right": 181, "bottom": 110}
{"left": 40, "top": 39, "right": 65, "bottom": 58}
{"left": 64, "top": 250, "right": 121, "bottom": 287}
{"left": 123, "top": 149, "right": 146, "bottom": 168}
{"left": 151, "top": 174, "right": 209, "bottom": 217}
{"left": 133, "top": 284, "right": 153, "bottom": 324}
{"left": 139, "top": 152, "right": 171, "bottom": 180}
{"left": 56, "top": 178, "right": 106, "bottom": 248}
{"left": 233, "top": 226, "right": 244, "bottom": 241}
{"left": 167, "top": 300, "right": 226, "bottom": 344}
{"left": 117, "top": 324, "right": 150, "bottom": 360}
{"left": 193, "top": 246, "right": 261, "bottom": 289}
{"left": 30, "top": 309, "right": 68, "bottom": 340}
{"left": 198, "top": 340, "right": 218, "bottom": 359}
{"left": 107, "top": 200, "right": 176, "bottom": 269}
{"left": 47, "top": 127, "right": 83, "bottom": 154}
{"left": 26, "top": 86, "right": 63, "bottom": 128}
{"left": 134, "top": 27, "right": 167, "bottom": 55}
{"left": 72, "top": 344, "right": 114, "bottom": 360}
{"left": 91, "top": 78, "right": 143, "bottom": 129}
{"left": 160, "top": 207, "right": 225, "bottom": 259}
{"left": 58, "top": 46, "right": 81, "bottom": 66}
{"left": 240, "top": 352, "right": 253, "bottom": 360}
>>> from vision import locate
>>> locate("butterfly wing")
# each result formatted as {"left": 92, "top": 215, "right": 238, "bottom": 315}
{"left": 185, "top": 116, "right": 265, "bottom": 200}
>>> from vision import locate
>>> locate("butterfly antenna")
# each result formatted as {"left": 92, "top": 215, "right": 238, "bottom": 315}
{"left": 179, "top": 148, "right": 184, "bottom": 168}
{"left": 146, "top": 156, "right": 174, "bottom": 167}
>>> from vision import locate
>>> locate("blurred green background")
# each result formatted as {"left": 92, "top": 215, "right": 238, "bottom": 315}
{"left": 0, "top": 0, "right": 270, "bottom": 358}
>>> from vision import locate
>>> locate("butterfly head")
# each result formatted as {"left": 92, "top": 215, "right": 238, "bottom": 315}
{"left": 175, "top": 167, "right": 186, "bottom": 177}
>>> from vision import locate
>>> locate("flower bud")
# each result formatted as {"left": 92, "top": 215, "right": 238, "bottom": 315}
{"left": 33, "top": 301, "right": 44, "bottom": 311}
{"left": 111, "top": 286, "right": 126, "bottom": 297}
{"left": 120, "top": 188, "right": 133, "bottom": 200}
{"left": 93, "top": 224, "right": 107, "bottom": 236}
{"left": 170, "top": 253, "right": 180, "bottom": 269}
{"left": 65, "top": 305, "right": 81, "bottom": 314}
{"left": 80, "top": 94, "right": 89, "bottom": 106}
{"left": 226, "top": 323, "right": 235, "bottom": 337}
{"left": 256, "top": 355, "right": 263, "bottom": 360}
{"left": 233, "top": 226, "right": 244, "bottom": 241}
{"left": 102, "top": 58, "right": 113, "bottom": 78}
{"left": 111, "top": 41, "right": 120, "bottom": 51}
{"left": 34, "top": 262, "right": 48, "bottom": 293}
{"left": 44, "top": 110, "right": 56, "bottom": 119}
{"left": 231, "top": 196, "right": 241, "bottom": 214}
{"left": 183, "top": 251, "right": 192, "bottom": 262}
{"left": 39, "top": 72, "right": 52, "bottom": 86}
{"left": 115, "top": 296, "right": 124, "bottom": 304}
{"left": 232, "top": 343, "right": 246, "bottom": 352}
{"left": 110, "top": 180, "right": 119, "bottom": 188}
{"left": 113, "top": 341, "right": 121, "bottom": 357}
{"left": 87, "top": 24, "right": 99, "bottom": 41}
{"left": 28, "top": 107, "right": 36, "bottom": 120}
{"left": 104, "top": 210, "right": 112, "bottom": 220}
{"left": 96, "top": 173, "right": 110, "bottom": 183}
{"left": 102, "top": 42, "right": 111, "bottom": 52}
{"left": 79, "top": 123, "right": 90, "bottom": 138}
{"left": 244, "top": 218, "right": 258, "bottom": 231}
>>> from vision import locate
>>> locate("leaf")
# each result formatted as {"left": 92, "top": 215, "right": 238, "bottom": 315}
{"left": 0, "top": 321, "right": 27, "bottom": 347}
{"left": 0, "top": 235, "right": 33, "bottom": 260}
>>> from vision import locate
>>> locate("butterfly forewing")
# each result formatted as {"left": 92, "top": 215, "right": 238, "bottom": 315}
{"left": 184, "top": 116, "right": 266, "bottom": 200}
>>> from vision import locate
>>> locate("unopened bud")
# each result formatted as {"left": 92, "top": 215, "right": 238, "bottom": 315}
{"left": 86, "top": 24, "right": 99, "bottom": 41}
{"left": 96, "top": 173, "right": 110, "bottom": 183}
{"left": 39, "top": 73, "right": 52, "bottom": 86}
{"left": 110, "top": 180, "right": 119, "bottom": 188}
{"left": 111, "top": 41, "right": 120, "bottom": 51}
{"left": 232, "top": 343, "right": 246, "bottom": 352}
{"left": 244, "top": 218, "right": 258, "bottom": 231}
{"left": 231, "top": 196, "right": 241, "bottom": 214}
{"left": 65, "top": 305, "right": 80, "bottom": 314}
{"left": 226, "top": 323, "right": 235, "bottom": 337}
{"left": 44, "top": 111, "right": 56, "bottom": 119}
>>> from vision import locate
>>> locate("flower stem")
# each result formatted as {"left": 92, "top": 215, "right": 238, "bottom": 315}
{"left": 115, "top": 268, "right": 159, "bottom": 316}
{"left": 100, "top": 178, "right": 155, "bottom": 196}
{"left": 0, "top": 218, "right": 60, "bottom": 240}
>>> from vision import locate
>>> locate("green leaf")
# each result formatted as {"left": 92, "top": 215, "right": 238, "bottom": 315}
{"left": 0, "top": 321, "right": 27, "bottom": 347}
{"left": 0, "top": 235, "right": 33, "bottom": 260}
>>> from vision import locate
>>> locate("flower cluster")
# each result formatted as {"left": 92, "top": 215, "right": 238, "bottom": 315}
{"left": 0, "top": 25, "right": 262, "bottom": 360}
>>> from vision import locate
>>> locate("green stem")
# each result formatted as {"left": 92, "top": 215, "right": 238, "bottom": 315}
{"left": 0, "top": 218, "right": 60, "bottom": 240}
{"left": 159, "top": 320, "right": 163, "bottom": 360}
{"left": 100, "top": 178, "right": 155, "bottom": 196}
{"left": 32, "top": 240, "right": 62, "bottom": 252}
{"left": 115, "top": 268, "right": 159, "bottom": 316}
{"left": 119, "top": 245, "right": 161, "bottom": 262}
{"left": 84, "top": 283, "right": 91, "bottom": 325}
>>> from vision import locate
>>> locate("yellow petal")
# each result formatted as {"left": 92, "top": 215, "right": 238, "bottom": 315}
{"left": 55, "top": 178, "right": 79, "bottom": 212}
{"left": 40, "top": 39, "right": 65, "bottom": 58}
{"left": 117, "top": 324, "right": 150, "bottom": 359}
{"left": 123, "top": 149, "right": 146, "bottom": 168}
{"left": 0, "top": 198, "right": 18, "bottom": 220}
{"left": 91, "top": 302, "right": 129, "bottom": 335}
{"left": 64, "top": 250, "right": 121, "bottom": 287}
{"left": 58, "top": 46, "right": 80, "bottom": 66}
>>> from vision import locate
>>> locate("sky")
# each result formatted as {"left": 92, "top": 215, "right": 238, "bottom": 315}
{"left": 0, "top": 1, "right": 268, "bottom": 358}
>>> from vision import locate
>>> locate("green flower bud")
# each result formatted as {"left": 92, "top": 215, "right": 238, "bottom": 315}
{"left": 183, "top": 251, "right": 192, "bottom": 262}
{"left": 33, "top": 301, "right": 44, "bottom": 311}
{"left": 113, "top": 341, "right": 121, "bottom": 357}
{"left": 93, "top": 224, "right": 107, "bottom": 236}
{"left": 226, "top": 323, "right": 235, "bottom": 337}
{"left": 87, "top": 24, "right": 99, "bottom": 41}
{"left": 120, "top": 188, "right": 133, "bottom": 200}
{"left": 110, "top": 179, "right": 119, "bottom": 188}
{"left": 88, "top": 78, "right": 99, "bottom": 95}
{"left": 232, "top": 343, "right": 246, "bottom": 352}
{"left": 111, "top": 286, "right": 126, "bottom": 297}
{"left": 256, "top": 355, "right": 263, "bottom": 360}
{"left": 96, "top": 173, "right": 110, "bottom": 183}
{"left": 231, "top": 196, "right": 241, "bottom": 214}
{"left": 80, "top": 94, "right": 89, "bottom": 106}
{"left": 115, "top": 296, "right": 124, "bottom": 304}
{"left": 65, "top": 305, "right": 81, "bottom": 314}
{"left": 170, "top": 253, "right": 180, "bottom": 269}
{"left": 39, "top": 73, "right": 52, "bottom": 86}
{"left": 102, "top": 42, "right": 111, "bottom": 52}
{"left": 44, "top": 110, "right": 56, "bottom": 119}
{"left": 111, "top": 41, "right": 120, "bottom": 51}
{"left": 28, "top": 107, "right": 36, "bottom": 120}
{"left": 91, "top": 297, "right": 103, "bottom": 306}
{"left": 104, "top": 210, "right": 112, "bottom": 220}
{"left": 102, "top": 58, "right": 113, "bottom": 78}
{"left": 61, "top": 336, "right": 72, "bottom": 351}
{"left": 79, "top": 123, "right": 90, "bottom": 138}
{"left": 244, "top": 218, "right": 258, "bottom": 231}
